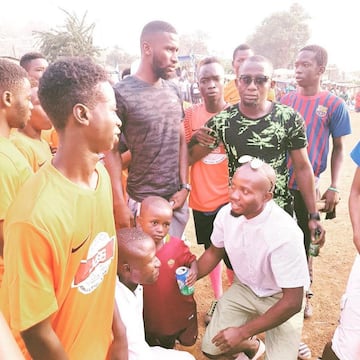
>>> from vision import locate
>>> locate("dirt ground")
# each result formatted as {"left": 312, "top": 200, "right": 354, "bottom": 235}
{"left": 182, "top": 110, "right": 360, "bottom": 360}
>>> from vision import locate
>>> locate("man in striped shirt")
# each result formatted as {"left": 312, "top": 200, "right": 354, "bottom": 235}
{"left": 281, "top": 44, "right": 351, "bottom": 319}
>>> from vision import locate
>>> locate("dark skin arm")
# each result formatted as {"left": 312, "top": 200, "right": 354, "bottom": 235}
{"left": 320, "top": 137, "right": 344, "bottom": 212}
{"left": 120, "top": 150, "right": 131, "bottom": 171}
{"left": 188, "top": 127, "right": 216, "bottom": 165}
{"left": 169, "top": 125, "right": 190, "bottom": 210}
{"left": 103, "top": 149, "right": 134, "bottom": 229}
{"left": 290, "top": 148, "right": 325, "bottom": 246}
{"left": 212, "top": 287, "right": 304, "bottom": 356}
{"left": 107, "top": 305, "right": 128, "bottom": 360}
{"left": 196, "top": 245, "right": 225, "bottom": 280}
{"left": 186, "top": 260, "right": 199, "bottom": 287}
{"left": 349, "top": 167, "right": 360, "bottom": 253}
{"left": 21, "top": 316, "right": 68, "bottom": 360}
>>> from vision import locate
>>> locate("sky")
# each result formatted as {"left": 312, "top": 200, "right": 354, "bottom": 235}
{"left": 1, "top": 0, "right": 359, "bottom": 72}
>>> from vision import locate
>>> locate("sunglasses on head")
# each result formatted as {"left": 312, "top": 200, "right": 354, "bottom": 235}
{"left": 238, "top": 155, "right": 275, "bottom": 192}
{"left": 238, "top": 75, "right": 270, "bottom": 86}
{"left": 238, "top": 155, "right": 264, "bottom": 169}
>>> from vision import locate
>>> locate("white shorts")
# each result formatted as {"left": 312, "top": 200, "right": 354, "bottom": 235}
{"left": 332, "top": 254, "right": 360, "bottom": 360}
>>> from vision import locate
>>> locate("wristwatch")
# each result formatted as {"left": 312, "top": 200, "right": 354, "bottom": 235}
{"left": 308, "top": 212, "right": 321, "bottom": 221}
{"left": 179, "top": 183, "right": 191, "bottom": 192}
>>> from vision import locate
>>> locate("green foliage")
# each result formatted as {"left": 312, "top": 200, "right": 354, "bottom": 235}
{"left": 105, "top": 46, "right": 137, "bottom": 69}
{"left": 33, "top": 9, "right": 101, "bottom": 62}
{"left": 247, "top": 3, "right": 310, "bottom": 68}
{"left": 179, "top": 31, "right": 210, "bottom": 56}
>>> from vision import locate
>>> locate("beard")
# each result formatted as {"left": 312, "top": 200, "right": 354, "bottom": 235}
{"left": 230, "top": 210, "right": 242, "bottom": 217}
{"left": 12, "top": 102, "right": 30, "bottom": 129}
{"left": 241, "top": 98, "right": 259, "bottom": 107}
{"left": 153, "top": 55, "right": 175, "bottom": 80}
{"left": 155, "top": 66, "right": 171, "bottom": 80}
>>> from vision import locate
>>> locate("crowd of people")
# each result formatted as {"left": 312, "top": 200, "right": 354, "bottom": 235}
{"left": 0, "top": 19, "right": 359, "bottom": 360}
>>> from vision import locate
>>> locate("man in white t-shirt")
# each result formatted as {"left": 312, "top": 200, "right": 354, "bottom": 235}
{"left": 195, "top": 157, "right": 310, "bottom": 359}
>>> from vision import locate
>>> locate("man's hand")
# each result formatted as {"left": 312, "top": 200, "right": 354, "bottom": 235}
{"left": 321, "top": 188, "right": 340, "bottom": 213}
{"left": 113, "top": 203, "right": 134, "bottom": 229}
{"left": 212, "top": 327, "right": 247, "bottom": 355}
{"left": 308, "top": 220, "right": 326, "bottom": 248}
{"left": 194, "top": 127, "right": 217, "bottom": 148}
{"left": 169, "top": 189, "right": 188, "bottom": 210}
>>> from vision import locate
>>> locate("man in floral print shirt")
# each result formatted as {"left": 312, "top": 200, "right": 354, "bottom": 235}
{"left": 189, "top": 55, "right": 323, "bottom": 243}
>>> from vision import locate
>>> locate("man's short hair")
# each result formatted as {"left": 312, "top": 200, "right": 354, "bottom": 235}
{"left": 239, "top": 55, "right": 274, "bottom": 76}
{"left": 232, "top": 44, "right": 252, "bottom": 61}
{"left": 0, "top": 58, "right": 28, "bottom": 93}
{"left": 38, "top": 57, "right": 108, "bottom": 130}
{"left": 140, "top": 20, "right": 177, "bottom": 40}
{"left": 198, "top": 56, "right": 222, "bottom": 68}
{"left": 197, "top": 56, "right": 224, "bottom": 78}
{"left": 300, "top": 45, "right": 328, "bottom": 68}
{"left": 19, "top": 52, "right": 46, "bottom": 71}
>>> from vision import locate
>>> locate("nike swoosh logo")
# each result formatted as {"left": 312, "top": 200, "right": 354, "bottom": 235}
{"left": 38, "top": 160, "right": 47, "bottom": 168}
{"left": 71, "top": 235, "right": 90, "bottom": 253}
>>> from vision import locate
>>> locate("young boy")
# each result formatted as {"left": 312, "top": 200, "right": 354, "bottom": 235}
{"left": 137, "top": 196, "right": 198, "bottom": 349}
{"left": 115, "top": 227, "right": 195, "bottom": 360}
{"left": 1, "top": 57, "right": 122, "bottom": 359}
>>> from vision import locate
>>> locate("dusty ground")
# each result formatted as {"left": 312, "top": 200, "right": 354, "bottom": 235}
{"left": 182, "top": 110, "right": 360, "bottom": 360}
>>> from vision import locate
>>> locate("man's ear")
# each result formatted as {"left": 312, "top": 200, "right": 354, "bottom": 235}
{"left": 143, "top": 41, "right": 152, "bottom": 56}
{"left": 73, "top": 103, "right": 89, "bottom": 126}
{"left": 264, "top": 191, "right": 273, "bottom": 202}
{"left": 1, "top": 90, "right": 12, "bottom": 107}
{"left": 123, "top": 263, "right": 130, "bottom": 273}
{"left": 319, "top": 65, "right": 326, "bottom": 76}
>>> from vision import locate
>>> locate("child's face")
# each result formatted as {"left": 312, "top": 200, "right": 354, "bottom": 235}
{"left": 138, "top": 205, "right": 172, "bottom": 244}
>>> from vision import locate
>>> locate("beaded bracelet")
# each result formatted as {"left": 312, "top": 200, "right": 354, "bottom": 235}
{"left": 328, "top": 186, "right": 340, "bottom": 193}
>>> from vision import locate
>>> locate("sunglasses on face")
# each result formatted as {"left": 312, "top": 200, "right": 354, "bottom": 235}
{"left": 238, "top": 155, "right": 275, "bottom": 192}
{"left": 238, "top": 75, "right": 270, "bottom": 86}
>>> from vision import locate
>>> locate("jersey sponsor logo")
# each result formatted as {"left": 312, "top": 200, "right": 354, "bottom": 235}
{"left": 202, "top": 146, "right": 227, "bottom": 165}
{"left": 72, "top": 232, "right": 115, "bottom": 294}
{"left": 316, "top": 105, "right": 328, "bottom": 118}
{"left": 167, "top": 259, "right": 175, "bottom": 268}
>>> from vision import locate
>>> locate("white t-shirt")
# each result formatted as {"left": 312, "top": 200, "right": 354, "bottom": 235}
{"left": 211, "top": 200, "right": 310, "bottom": 297}
{"left": 115, "top": 279, "right": 195, "bottom": 360}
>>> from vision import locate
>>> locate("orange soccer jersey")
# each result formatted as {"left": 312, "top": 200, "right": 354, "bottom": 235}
{"left": 11, "top": 131, "right": 52, "bottom": 172}
{"left": 224, "top": 79, "right": 240, "bottom": 105}
{"left": 183, "top": 103, "right": 229, "bottom": 212}
{"left": 0, "top": 137, "right": 32, "bottom": 286}
{"left": 0, "top": 162, "right": 117, "bottom": 360}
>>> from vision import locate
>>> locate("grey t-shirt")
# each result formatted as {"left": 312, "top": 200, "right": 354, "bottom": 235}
{"left": 114, "top": 76, "right": 184, "bottom": 201}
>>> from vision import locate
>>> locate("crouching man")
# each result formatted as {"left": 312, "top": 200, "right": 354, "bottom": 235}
{"left": 196, "top": 157, "right": 311, "bottom": 360}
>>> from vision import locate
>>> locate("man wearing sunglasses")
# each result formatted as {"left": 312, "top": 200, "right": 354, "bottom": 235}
{"left": 189, "top": 55, "right": 324, "bottom": 245}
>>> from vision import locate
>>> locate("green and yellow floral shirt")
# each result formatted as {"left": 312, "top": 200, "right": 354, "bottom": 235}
{"left": 205, "top": 102, "right": 307, "bottom": 211}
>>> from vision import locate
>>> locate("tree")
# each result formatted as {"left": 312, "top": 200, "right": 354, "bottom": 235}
{"left": 105, "top": 46, "right": 137, "bottom": 70}
{"left": 247, "top": 3, "right": 310, "bottom": 69}
{"left": 34, "top": 9, "right": 101, "bottom": 62}
{"left": 179, "top": 30, "right": 209, "bottom": 56}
